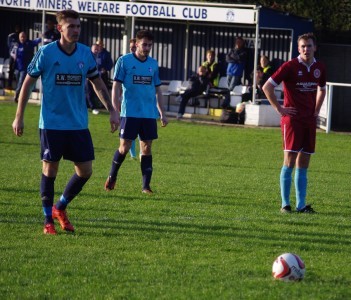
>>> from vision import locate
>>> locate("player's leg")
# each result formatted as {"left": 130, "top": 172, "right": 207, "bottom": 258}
{"left": 294, "top": 153, "right": 311, "bottom": 211}
{"left": 177, "top": 90, "right": 192, "bottom": 118}
{"left": 129, "top": 139, "right": 137, "bottom": 158}
{"left": 139, "top": 118, "right": 158, "bottom": 194}
{"left": 138, "top": 136, "right": 142, "bottom": 161}
{"left": 54, "top": 161, "right": 92, "bottom": 211}
{"left": 105, "top": 117, "right": 136, "bottom": 191}
{"left": 105, "top": 138, "right": 132, "bottom": 190}
{"left": 53, "top": 130, "right": 94, "bottom": 232}
{"left": 279, "top": 120, "right": 299, "bottom": 213}
{"left": 40, "top": 129, "right": 64, "bottom": 234}
{"left": 280, "top": 151, "right": 297, "bottom": 212}
{"left": 140, "top": 140, "right": 153, "bottom": 193}
{"left": 41, "top": 161, "right": 59, "bottom": 234}
{"left": 295, "top": 125, "right": 315, "bottom": 213}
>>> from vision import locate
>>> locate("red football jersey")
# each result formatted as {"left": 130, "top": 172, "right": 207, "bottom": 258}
{"left": 269, "top": 56, "right": 326, "bottom": 123}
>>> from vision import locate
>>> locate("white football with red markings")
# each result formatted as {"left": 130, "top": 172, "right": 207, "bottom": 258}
{"left": 272, "top": 253, "right": 305, "bottom": 282}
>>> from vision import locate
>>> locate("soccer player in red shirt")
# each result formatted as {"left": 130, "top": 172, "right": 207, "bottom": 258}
{"left": 263, "top": 33, "right": 327, "bottom": 213}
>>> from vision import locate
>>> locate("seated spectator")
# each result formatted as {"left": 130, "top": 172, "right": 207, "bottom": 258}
{"left": 202, "top": 49, "right": 220, "bottom": 88}
{"left": 260, "top": 55, "right": 274, "bottom": 79}
{"left": 256, "top": 55, "right": 274, "bottom": 98}
{"left": 177, "top": 65, "right": 210, "bottom": 119}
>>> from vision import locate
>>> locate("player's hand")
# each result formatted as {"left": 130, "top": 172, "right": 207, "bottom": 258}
{"left": 278, "top": 106, "right": 297, "bottom": 117}
{"left": 109, "top": 110, "right": 120, "bottom": 133}
{"left": 12, "top": 118, "right": 24, "bottom": 137}
{"left": 160, "top": 116, "right": 168, "bottom": 127}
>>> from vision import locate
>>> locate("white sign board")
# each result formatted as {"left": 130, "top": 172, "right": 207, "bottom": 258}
{"left": 0, "top": 1, "right": 257, "bottom": 24}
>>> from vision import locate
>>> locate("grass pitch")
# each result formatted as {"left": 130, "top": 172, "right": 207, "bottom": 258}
{"left": 0, "top": 103, "right": 350, "bottom": 299}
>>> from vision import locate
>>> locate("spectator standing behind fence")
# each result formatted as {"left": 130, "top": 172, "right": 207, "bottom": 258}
{"left": 202, "top": 49, "right": 220, "bottom": 88}
{"left": 262, "top": 32, "right": 326, "bottom": 214}
{"left": 104, "top": 29, "right": 168, "bottom": 194}
{"left": 13, "top": 32, "right": 41, "bottom": 102}
{"left": 6, "top": 24, "right": 21, "bottom": 90}
{"left": 177, "top": 65, "right": 210, "bottom": 120}
{"left": 95, "top": 39, "right": 113, "bottom": 87}
{"left": 12, "top": 9, "right": 119, "bottom": 235}
{"left": 226, "top": 37, "right": 247, "bottom": 91}
{"left": 43, "top": 18, "right": 60, "bottom": 45}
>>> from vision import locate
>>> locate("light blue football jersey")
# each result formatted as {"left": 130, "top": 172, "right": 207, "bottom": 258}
{"left": 114, "top": 53, "right": 161, "bottom": 118}
{"left": 28, "top": 41, "right": 99, "bottom": 130}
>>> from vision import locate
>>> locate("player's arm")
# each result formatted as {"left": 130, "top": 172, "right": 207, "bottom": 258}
{"left": 314, "top": 86, "right": 327, "bottom": 117}
{"left": 262, "top": 80, "right": 296, "bottom": 117}
{"left": 12, "top": 75, "right": 37, "bottom": 137}
{"left": 90, "top": 76, "right": 119, "bottom": 133}
{"left": 156, "top": 86, "right": 168, "bottom": 127}
{"left": 111, "top": 80, "right": 122, "bottom": 112}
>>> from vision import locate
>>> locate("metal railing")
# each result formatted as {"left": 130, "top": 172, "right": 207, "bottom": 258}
{"left": 322, "top": 82, "right": 351, "bottom": 133}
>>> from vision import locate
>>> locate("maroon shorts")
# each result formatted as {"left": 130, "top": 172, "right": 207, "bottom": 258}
{"left": 281, "top": 117, "right": 316, "bottom": 154}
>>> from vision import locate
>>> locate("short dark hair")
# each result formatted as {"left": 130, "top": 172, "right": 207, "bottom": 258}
{"left": 298, "top": 32, "right": 316, "bottom": 45}
{"left": 136, "top": 30, "right": 154, "bottom": 41}
{"left": 56, "top": 10, "right": 80, "bottom": 24}
{"left": 129, "top": 38, "right": 136, "bottom": 44}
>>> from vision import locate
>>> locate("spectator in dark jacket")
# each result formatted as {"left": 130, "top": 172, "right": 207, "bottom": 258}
{"left": 43, "top": 19, "right": 60, "bottom": 45}
{"left": 95, "top": 40, "right": 113, "bottom": 87}
{"left": 177, "top": 65, "right": 210, "bottom": 119}
{"left": 6, "top": 24, "right": 21, "bottom": 89}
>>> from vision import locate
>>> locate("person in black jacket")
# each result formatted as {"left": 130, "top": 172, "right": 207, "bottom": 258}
{"left": 43, "top": 19, "right": 60, "bottom": 45}
{"left": 6, "top": 24, "right": 21, "bottom": 89}
{"left": 177, "top": 65, "right": 210, "bottom": 119}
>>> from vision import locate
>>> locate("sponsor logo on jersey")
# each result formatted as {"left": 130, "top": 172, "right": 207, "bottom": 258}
{"left": 55, "top": 74, "right": 82, "bottom": 86}
{"left": 296, "top": 81, "right": 317, "bottom": 91}
{"left": 133, "top": 75, "right": 152, "bottom": 85}
{"left": 298, "top": 71, "right": 303, "bottom": 76}
{"left": 78, "top": 61, "right": 84, "bottom": 69}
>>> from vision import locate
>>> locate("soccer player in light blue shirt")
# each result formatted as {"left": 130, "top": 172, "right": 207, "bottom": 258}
{"left": 12, "top": 9, "right": 119, "bottom": 235}
{"left": 105, "top": 29, "right": 168, "bottom": 194}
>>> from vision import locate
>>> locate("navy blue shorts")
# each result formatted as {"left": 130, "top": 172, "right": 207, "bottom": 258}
{"left": 119, "top": 117, "right": 158, "bottom": 141}
{"left": 40, "top": 129, "right": 95, "bottom": 162}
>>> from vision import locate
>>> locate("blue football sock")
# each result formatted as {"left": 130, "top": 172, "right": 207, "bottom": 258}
{"left": 129, "top": 140, "right": 136, "bottom": 158}
{"left": 295, "top": 168, "right": 308, "bottom": 210}
{"left": 40, "top": 174, "right": 56, "bottom": 224}
{"left": 55, "top": 174, "right": 89, "bottom": 210}
{"left": 140, "top": 155, "right": 153, "bottom": 190}
{"left": 280, "top": 165, "right": 293, "bottom": 208}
